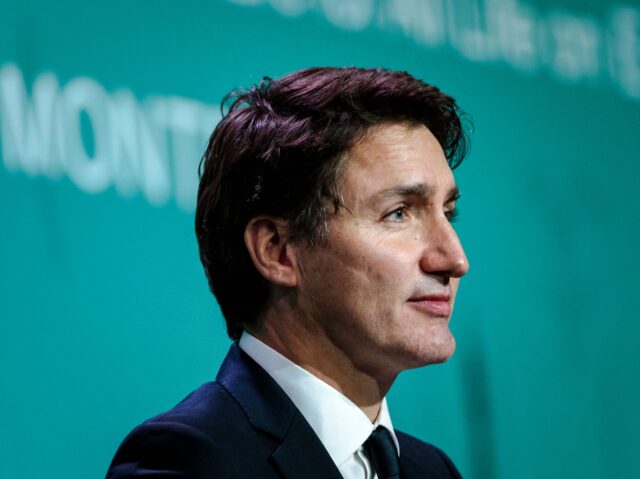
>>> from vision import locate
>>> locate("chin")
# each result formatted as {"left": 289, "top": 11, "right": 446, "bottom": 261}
{"left": 427, "top": 346, "right": 456, "bottom": 365}
{"left": 413, "top": 330, "right": 456, "bottom": 367}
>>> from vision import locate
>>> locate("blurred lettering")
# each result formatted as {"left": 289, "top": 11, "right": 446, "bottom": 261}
{"left": 548, "top": 13, "right": 601, "bottom": 82}
{"left": 320, "top": 0, "right": 373, "bottom": 31}
{"left": 379, "top": 0, "right": 445, "bottom": 48}
{"left": 610, "top": 7, "right": 640, "bottom": 99}
{"left": 0, "top": 65, "right": 61, "bottom": 177}
{"left": 225, "top": 0, "right": 640, "bottom": 103}
{"left": 0, "top": 64, "right": 220, "bottom": 211}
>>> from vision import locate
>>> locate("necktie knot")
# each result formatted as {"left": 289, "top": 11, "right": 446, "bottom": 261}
{"left": 363, "top": 426, "right": 400, "bottom": 479}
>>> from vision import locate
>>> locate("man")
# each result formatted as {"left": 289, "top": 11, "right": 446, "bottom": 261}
{"left": 106, "top": 67, "right": 469, "bottom": 478}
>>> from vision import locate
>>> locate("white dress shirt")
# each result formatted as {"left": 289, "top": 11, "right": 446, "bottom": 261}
{"left": 239, "top": 332, "right": 400, "bottom": 479}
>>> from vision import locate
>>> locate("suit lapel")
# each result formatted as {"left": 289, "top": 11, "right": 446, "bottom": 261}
{"left": 399, "top": 451, "right": 428, "bottom": 479}
{"left": 217, "top": 344, "right": 342, "bottom": 479}
{"left": 217, "top": 344, "right": 293, "bottom": 438}
{"left": 271, "top": 412, "right": 343, "bottom": 479}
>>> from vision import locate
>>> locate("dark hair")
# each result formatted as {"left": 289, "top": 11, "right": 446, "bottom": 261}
{"left": 196, "top": 67, "right": 469, "bottom": 340}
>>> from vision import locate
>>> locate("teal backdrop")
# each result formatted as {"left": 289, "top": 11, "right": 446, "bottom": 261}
{"left": 1, "top": 1, "right": 639, "bottom": 478}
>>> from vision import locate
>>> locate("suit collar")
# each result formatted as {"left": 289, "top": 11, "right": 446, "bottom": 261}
{"left": 216, "top": 343, "right": 295, "bottom": 439}
{"left": 216, "top": 344, "right": 342, "bottom": 479}
{"left": 238, "top": 331, "right": 401, "bottom": 466}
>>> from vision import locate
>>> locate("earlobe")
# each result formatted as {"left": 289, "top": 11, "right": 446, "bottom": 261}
{"left": 244, "top": 217, "right": 298, "bottom": 287}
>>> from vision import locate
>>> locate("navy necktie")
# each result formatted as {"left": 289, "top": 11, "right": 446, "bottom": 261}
{"left": 363, "top": 426, "right": 401, "bottom": 479}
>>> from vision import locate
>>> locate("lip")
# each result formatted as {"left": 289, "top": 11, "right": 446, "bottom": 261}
{"left": 407, "top": 294, "right": 451, "bottom": 317}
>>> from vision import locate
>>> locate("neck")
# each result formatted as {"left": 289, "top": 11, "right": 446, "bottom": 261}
{"left": 249, "top": 304, "right": 397, "bottom": 422}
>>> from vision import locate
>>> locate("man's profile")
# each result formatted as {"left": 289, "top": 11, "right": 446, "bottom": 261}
{"left": 106, "top": 67, "right": 470, "bottom": 478}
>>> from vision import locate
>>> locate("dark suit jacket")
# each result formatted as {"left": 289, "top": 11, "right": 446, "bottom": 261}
{"left": 106, "top": 344, "right": 462, "bottom": 478}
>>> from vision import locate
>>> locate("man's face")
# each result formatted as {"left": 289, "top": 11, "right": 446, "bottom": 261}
{"left": 295, "top": 122, "right": 469, "bottom": 376}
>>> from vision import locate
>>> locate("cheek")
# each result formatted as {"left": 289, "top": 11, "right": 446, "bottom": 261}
{"left": 312, "top": 229, "right": 419, "bottom": 304}
{"left": 356, "top": 251, "right": 418, "bottom": 319}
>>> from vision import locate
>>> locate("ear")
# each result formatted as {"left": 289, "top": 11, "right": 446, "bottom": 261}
{"left": 244, "top": 216, "right": 298, "bottom": 288}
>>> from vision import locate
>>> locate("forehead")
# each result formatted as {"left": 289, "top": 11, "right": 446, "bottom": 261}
{"left": 340, "top": 122, "right": 454, "bottom": 201}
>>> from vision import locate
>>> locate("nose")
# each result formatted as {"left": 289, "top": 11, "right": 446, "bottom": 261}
{"left": 419, "top": 217, "right": 469, "bottom": 282}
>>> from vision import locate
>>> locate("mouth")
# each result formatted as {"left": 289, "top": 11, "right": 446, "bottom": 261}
{"left": 407, "top": 294, "right": 451, "bottom": 317}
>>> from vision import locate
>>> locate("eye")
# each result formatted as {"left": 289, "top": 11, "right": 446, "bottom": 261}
{"left": 384, "top": 205, "right": 408, "bottom": 222}
{"left": 446, "top": 207, "right": 459, "bottom": 223}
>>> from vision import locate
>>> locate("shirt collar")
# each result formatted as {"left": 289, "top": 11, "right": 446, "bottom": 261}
{"left": 239, "top": 332, "right": 400, "bottom": 468}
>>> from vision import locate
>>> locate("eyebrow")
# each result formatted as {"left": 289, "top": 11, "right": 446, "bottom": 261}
{"left": 378, "top": 182, "right": 460, "bottom": 203}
